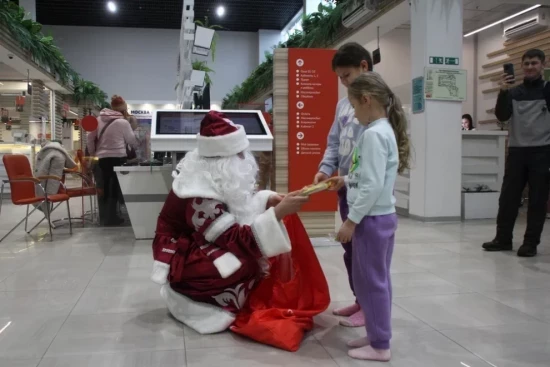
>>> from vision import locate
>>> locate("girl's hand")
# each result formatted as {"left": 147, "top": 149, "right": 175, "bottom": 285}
{"left": 266, "top": 193, "right": 285, "bottom": 209}
{"left": 325, "top": 176, "right": 346, "bottom": 191}
{"left": 335, "top": 219, "right": 356, "bottom": 243}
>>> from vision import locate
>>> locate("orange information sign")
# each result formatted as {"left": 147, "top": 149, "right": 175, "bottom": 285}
{"left": 288, "top": 48, "right": 338, "bottom": 212}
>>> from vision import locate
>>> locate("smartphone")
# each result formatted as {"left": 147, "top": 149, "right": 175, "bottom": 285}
{"left": 503, "top": 63, "right": 515, "bottom": 83}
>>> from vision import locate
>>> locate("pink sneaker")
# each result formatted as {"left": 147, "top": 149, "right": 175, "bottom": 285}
{"left": 339, "top": 310, "right": 366, "bottom": 327}
{"left": 333, "top": 303, "right": 360, "bottom": 317}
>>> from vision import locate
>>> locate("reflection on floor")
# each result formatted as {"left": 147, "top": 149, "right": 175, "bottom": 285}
{"left": 1, "top": 199, "right": 549, "bottom": 367}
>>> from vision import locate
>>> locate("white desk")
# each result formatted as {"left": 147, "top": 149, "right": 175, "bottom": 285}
{"left": 395, "top": 130, "right": 508, "bottom": 219}
{"left": 114, "top": 165, "right": 173, "bottom": 239}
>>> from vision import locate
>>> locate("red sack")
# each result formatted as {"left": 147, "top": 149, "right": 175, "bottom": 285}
{"left": 230, "top": 214, "right": 330, "bottom": 351}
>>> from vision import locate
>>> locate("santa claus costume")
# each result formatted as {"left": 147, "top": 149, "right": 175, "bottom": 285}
{"left": 151, "top": 111, "right": 330, "bottom": 351}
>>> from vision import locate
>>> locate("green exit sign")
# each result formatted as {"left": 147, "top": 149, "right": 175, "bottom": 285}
{"left": 445, "top": 57, "right": 459, "bottom": 65}
{"left": 429, "top": 56, "right": 444, "bottom": 65}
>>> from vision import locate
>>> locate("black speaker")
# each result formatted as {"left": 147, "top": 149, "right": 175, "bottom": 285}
{"left": 373, "top": 48, "right": 381, "bottom": 65}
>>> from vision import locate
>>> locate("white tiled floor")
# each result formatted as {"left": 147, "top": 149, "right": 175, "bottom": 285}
{"left": 1, "top": 200, "right": 550, "bottom": 366}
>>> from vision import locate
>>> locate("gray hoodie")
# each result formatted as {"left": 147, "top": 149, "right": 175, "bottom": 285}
{"left": 318, "top": 97, "right": 367, "bottom": 176}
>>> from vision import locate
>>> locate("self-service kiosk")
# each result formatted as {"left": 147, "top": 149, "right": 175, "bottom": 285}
{"left": 115, "top": 109, "right": 273, "bottom": 240}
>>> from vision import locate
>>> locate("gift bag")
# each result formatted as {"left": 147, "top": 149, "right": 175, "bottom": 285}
{"left": 230, "top": 214, "right": 330, "bottom": 352}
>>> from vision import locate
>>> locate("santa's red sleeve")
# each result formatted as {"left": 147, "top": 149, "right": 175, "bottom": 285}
{"left": 150, "top": 190, "right": 187, "bottom": 285}
{"left": 185, "top": 196, "right": 291, "bottom": 272}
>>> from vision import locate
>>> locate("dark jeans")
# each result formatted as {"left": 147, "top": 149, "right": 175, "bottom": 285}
{"left": 496, "top": 145, "right": 550, "bottom": 246}
{"left": 338, "top": 186, "right": 355, "bottom": 297}
{"left": 97, "top": 157, "right": 126, "bottom": 225}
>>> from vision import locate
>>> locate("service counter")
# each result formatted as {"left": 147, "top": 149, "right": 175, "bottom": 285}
{"left": 114, "top": 165, "right": 173, "bottom": 239}
{"left": 395, "top": 130, "right": 508, "bottom": 219}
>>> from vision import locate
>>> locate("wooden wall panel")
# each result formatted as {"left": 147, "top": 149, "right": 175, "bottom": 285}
{"left": 272, "top": 48, "right": 335, "bottom": 237}
{"left": 480, "top": 28, "right": 550, "bottom": 95}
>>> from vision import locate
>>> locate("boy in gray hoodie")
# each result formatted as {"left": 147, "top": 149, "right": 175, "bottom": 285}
{"left": 314, "top": 43, "right": 372, "bottom": 327}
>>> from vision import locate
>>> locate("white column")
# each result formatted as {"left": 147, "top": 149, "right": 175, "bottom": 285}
{"left": 409, "top": 0, "right": 464, "bottom": 221}
{"left": 258, "top": 30, "right": 281, "bottom": 64}
{"left": 19, "top": 0, "right": 36, "bottom": 21}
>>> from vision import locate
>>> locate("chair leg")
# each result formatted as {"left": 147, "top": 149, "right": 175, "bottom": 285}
{"left": 0, "top": 205, "right": 39, "bottom": 243}
{"left": 24, "top": 205, "right": 30, "bottom": 232}
{"left": 66, "top": 200, "right": 73, "bottom": 235}
{"left": 44, "top": 201, "right": 53, "bottom": 241}
{"left": 27, "top": 202, "right": 62, "bottom": 233}
{"left": 0, "top": 182, "right": 4, "bottom": 216}
{"left": 89, "top": 195, "right": 94, "bottom": 223}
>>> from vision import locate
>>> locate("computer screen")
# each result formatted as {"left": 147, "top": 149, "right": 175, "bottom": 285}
{"left": 156, "top": 111, "right": 267, "bottom": 135}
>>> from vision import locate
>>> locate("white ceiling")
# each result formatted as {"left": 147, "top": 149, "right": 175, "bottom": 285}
{"left": 402, "top": 0, "right": 540, "bottom": 34}
{"left": 0, "top": 62, "right": 25, "bottom": 80}
{"left": 463, "top": 0, "right": 531, "bottom": 33}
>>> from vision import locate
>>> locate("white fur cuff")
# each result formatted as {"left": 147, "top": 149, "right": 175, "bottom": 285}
{"left": 213, "top": 252, "right": 242, "bottom": 279}
{"left": 151, "top": 261, "right": 170, "bottom": 285}
{"left": 204, "top": 212, "right": 236, "bottom": 243}
{"left": 161, "top": 284, "right": 236, "bottom": 334}
{"left": 251, "top": 207, "right": 291, "bottom": 258}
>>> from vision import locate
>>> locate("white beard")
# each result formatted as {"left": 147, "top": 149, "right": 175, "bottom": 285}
{"left": 175, "top": 149, "right": 259, "bottom": 224}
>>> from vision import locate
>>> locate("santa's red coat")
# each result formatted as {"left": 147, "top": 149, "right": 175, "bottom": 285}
{"left": 151, "top": 188, "right": 330, "bottom": 350}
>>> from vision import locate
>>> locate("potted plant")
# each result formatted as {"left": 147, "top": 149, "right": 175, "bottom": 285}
{"left": 194, "top": 16, "right": 224, "bottom": 61}
{"left": 461, "top": 184, "right": 500, "bottom": 220}
{"left": 192, "top": 60, "right": 214, "bottom": 85}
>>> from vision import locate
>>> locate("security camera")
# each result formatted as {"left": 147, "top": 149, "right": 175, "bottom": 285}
{"left": 7, "top": 54, "right": 14, "bottom": 60}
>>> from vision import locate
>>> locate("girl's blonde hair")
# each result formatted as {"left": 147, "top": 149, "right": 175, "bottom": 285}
{"left": 348, "top": 73, "right": 411, "bottom": 173}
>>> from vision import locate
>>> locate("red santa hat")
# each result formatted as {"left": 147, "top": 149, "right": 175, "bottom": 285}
{"left": 197, "top": 111, "right": 249, "bottom": 157}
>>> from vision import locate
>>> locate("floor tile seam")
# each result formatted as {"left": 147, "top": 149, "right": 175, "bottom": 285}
{"left": 433, "top": 328, "right": 499, "bottom": 367}
{"left": 395, "top": 289, "right": 545, "bottom": 325}
{"left": 42, "top": 346, "right": 187, "bottom": 359}
{"left": 469, "top": 292, "right": 550, "bottom": 324}
{"left": 392, "top": 303, "right": 437, "bottom": 332}
{"left": 435, "top": 320, "right": 550, "bottom": 334}
{"left": 37, "top": 253, "right": 107, "bottom": 364}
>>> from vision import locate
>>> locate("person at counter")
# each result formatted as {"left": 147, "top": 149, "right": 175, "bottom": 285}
{"left": 87, "top": 95, "right": 138, "bottom": 226}
{"left": 313, "top": 42, "right": 373, "bottom": 327}
{"left": 483, "top": 49, "right": 550, "bottom": 257}
{"left": 150, "top": 111, "right": 329, "bottom": 350}
{"left": 462, "top": 114, "right": 475, "bottom": 130}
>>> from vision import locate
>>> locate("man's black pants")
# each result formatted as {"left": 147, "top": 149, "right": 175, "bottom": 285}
{"left": 496, "top": 145, "right": 550, "bottom": 246}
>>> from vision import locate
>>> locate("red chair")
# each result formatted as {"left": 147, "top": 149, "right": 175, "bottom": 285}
{"left": 0, "top": 154, "right": 72, "bottom": 242}
{"left": 59, "top": 150, "right": 98, "bottom": 224}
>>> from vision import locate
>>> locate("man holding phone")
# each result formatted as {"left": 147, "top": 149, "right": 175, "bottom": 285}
{"left": 483, "top": 49, "right": 550, "bottom": 257}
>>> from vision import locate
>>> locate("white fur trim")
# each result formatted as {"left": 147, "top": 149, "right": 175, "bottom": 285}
{"left": 151, "top": 261, "right": 170, "bottom": 285}
{"left": 161, "top": 284, "right": 235, "bottom": 334}
{"left": 197, "top": 125, "right": 249, "bottom": 157}
{"left": 250, "top": 190, "right": 277, "bottom": 215}
{"left": 213, "top": 252, "right": 242, "bottom": 279}
{"left": 204, "top": 212, "right": 237, "bottom": 242}
{"left": 251, "top": 207, "right": 291, "bottom": 258}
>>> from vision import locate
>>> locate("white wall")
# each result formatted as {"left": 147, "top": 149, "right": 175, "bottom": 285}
{"left": 44, "top": 26, "right": 259, "bottom": 106}
{"left": 337, "top": 27, "right": 475, "bottom": 120}
{"left": 475, "top": 24, "right": 506, "bottom": 130}
{"left": 258, "top": 30, "right": 281, "bottom": 64}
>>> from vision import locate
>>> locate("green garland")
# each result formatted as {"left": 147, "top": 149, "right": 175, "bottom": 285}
{"left": 221, "top": 1, "right": 347, "bottom": 109}
{"left": 0, "top": 0, "right": 108, "bottom": 107}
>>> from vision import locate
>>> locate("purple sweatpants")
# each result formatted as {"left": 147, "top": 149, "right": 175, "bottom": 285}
{"left": 337, "top": 187, "right": 354, "bottom": 296}
{"left": 352, "top": 213, "right": 397, "bottom": 350}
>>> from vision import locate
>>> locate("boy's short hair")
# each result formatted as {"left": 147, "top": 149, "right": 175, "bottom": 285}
{"left": 522, "top": 49, "right": 545, "bottom": 63}
{"left": 332, "top": 42, "right": 373, "bottom": 71}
